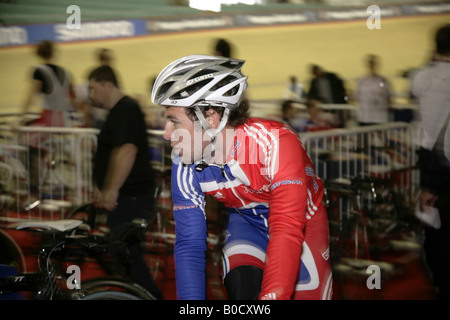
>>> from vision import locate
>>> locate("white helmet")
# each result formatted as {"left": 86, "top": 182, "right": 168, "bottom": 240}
{"left": 151, "top": 54, "right": 247, "bottom": 109}
{"left": 152, "top": 55, "right": 248, "bottom": 153}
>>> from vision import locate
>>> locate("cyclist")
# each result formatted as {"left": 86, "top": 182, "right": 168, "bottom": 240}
{"left": 151, "top": 55, "right": 332, "bottom": 300}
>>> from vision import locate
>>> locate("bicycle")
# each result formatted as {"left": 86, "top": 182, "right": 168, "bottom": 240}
{"left": 324, "top": 172, "right": 427, "bottom": 299}
{"left": 0, "top": 218, "right": 158, "bottom": 300}
{"left": 325, "top": 175, "right": 376, "bottom": 264}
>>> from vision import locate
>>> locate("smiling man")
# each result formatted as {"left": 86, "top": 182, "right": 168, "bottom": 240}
{"left": 152, "top": 55, "right": 332, "bottom": 300}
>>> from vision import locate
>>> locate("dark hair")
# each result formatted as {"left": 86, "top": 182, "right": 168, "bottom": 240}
{"left": 311, "top": 64, "right": 323, "bottom": 76}
{"left": 185, "top": 99, "right": 250, "bottom": 128}
{"left": 281, "top": 100, "right": 293, "bottom": 113}
{"left": 36, "top": 40, "right": 54, "bottom": 60}
{"left": 97, "top": 48, "right": 113, "bottom": 65}
{"left": 435, "top": 24, "right": 450, "bottom": 55}
{"left": 88, "top": 65, "right": 119, "bottom": 88}
{"left": 366, "top": 54, "right": 379, "bottom": 64}
{"left": 215, "top": 39, "right": 232, "bottom": 58}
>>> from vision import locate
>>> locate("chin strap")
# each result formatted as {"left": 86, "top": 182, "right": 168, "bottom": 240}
{"left": 193, "top": 106, "right": 230, "bottom": 163}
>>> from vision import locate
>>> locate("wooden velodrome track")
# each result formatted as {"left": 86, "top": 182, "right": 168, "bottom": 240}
{"left": 0, "top": 14, "right": 449, "bottom": 115}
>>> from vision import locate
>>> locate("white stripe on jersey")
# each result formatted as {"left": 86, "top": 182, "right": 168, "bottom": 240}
{"left": 252, "top": 122, "right": 279, "bottom": 180}
{"left": 227, "top": 159, "right": 250, "bottom": 185}
{"left": 223, "top": 243, "right": 266, "bottom": 264}
{"left": 199, "top": 179, "right": 242, "bottom": 193}
{"left": 177, "top": 164, "right": 206, "bottom": 218}
{"left": 177, "top": 164, "right": 190, "bottom": 201}
{"left": 243, "top": 124, "right": 279, "bottom": 180}
{"left": 244, "top": 124, "right": 272, "bottom": 172}
{"left": 322, "top": 273, "right": 333, "bottom": 300}
{"left": 295, "top": 242, "right": 319, "bottom": 291}
{"left": 306, "top": 188, "right": 319, "bottom": 220}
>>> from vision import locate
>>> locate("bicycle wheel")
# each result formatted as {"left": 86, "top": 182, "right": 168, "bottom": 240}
{"left": 340, "top": 211, "right": 371, "bottom": 261}
{"left": 0, "top": 229, "right": 26, "bottom": 273}
{"left": 77, "top": 277, "right": 157, "bottom": 300}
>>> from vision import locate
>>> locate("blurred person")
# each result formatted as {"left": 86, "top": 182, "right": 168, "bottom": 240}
{"left": 412, "top": 24, "right": 450, "bottom": 300}
{"left": 98, "top": 48, "right": 114, "bottom": 66}
{"left": 18, "top": 40, "right": 75, "bottom": 127}
{"left": 308, "top": 65, "right": 348, "bottom": 126}
{"left": 213, "top": 38, "right": 233, "bottom": 58}
{"left": 356, "top": 54, "right": 392, "bottom": 125}
{"left": 281, "top": 100, "right": 306, "bottom": 133}
{"left": 74, "top": 48, "right": 116, "bottom": 128}
{"left": 16, "top": 40, "right": 75, "bottom": 190}
{"left": 284, "top": 75, "right": 304, "bottom": 101}
{"left": 305, "top": 99, "right": 340, "bottom": 131}
{"left": 138, "top": 75, "right": 166, "bottom": 130}
{"left": 307, "top": 64, "right": 347, "bottom": 104}
{"left": 151, "top": 55, "right": 332, "bottom": 300}
{"left": 88, "top": 65, "right": 163, "bottom": 299}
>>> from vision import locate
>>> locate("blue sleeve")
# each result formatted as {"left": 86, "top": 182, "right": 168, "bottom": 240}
{"left": 171, "top": 162, "right": 207, "bottom": 300}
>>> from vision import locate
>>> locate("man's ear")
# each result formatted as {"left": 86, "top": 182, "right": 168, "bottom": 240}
{"left": 205, "top": 109, "right": 220, "bottom": 129}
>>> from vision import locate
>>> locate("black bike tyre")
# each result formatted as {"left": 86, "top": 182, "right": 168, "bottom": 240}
{"left": 83, "top": 290, "right": 143, "bottom": 300}
{"left": 78, "top": 278, "right": 157, "bottom": 300}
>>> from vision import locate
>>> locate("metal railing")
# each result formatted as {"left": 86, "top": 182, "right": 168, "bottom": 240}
{"left": 1, "top": 120, "right": 421, "bottom": 222}
{"left": 0, "top": 125, "right": 99, "bottom": 221}
{"left": 299, "top": 122, "right": 421, "bottom": 206}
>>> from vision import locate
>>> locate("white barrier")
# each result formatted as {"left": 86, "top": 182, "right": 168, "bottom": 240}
{"left": 299, "top": 122, "right": 421, "bottom": 206}
{"left": 0, "top": 125, "right": 100, "bottom": 221}
{"left": 1, "top": 121, "right": 421, "bottom": 221}
{"left": 0, "top": 124, "right": 169, "bottom": 222}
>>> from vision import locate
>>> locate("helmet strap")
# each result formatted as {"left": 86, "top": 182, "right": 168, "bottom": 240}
{"left": 193, "top": 106, "right": 230, "bottom": 161}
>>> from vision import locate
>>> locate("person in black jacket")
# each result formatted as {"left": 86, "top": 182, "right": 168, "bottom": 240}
{"left": 88, "top": 65, "right": 163, "bottom": 299}
{"left": 307, "top": 65, "right": 347, "bottom": 104}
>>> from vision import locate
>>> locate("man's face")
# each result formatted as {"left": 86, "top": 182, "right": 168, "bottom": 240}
{"left": 88, "top": 79, "right": 108, "bottom": 108}
{"left": 312, "top": 67, "right": 322, "bottom": 77}
{"left": 163, "top": 106, "right": 208, "bottom": 164}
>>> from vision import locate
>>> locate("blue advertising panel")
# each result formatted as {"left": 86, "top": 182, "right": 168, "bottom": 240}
{"left": 0, "top": 19, "right": 148, "bottom": 47}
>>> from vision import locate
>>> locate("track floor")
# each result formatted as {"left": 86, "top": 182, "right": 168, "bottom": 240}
{"left": 0, "top": 14, "right": 449, "bottom": 113}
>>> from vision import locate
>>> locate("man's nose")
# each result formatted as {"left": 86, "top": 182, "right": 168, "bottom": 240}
{"left": 163, "top": 122, "right": 173, "bottom": 141}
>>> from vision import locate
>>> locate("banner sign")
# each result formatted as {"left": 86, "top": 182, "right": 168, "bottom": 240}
{"left": 1, "top": 2, "right": 448, "bottom": 47}
{"left": 0, "top": 19, "right": 147, "bottom": 47}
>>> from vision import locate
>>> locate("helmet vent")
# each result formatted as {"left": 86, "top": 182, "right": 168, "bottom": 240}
{"left": 155, "top": 81, "right": 175, "bottom": 100}
{"left": 211, "top": 75, "right": 239, "bottom": 96}
{"left": 173, "top": 79, "right": 213, "bottom": 100}
{"left": 220, "top": 60, "right": 244, "bottom": 69}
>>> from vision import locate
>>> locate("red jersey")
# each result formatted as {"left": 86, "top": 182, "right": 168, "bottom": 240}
{"left": 172, "top": 118, "right": 332, "bottom": 300}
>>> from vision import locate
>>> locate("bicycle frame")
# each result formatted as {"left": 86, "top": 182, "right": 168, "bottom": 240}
{"left": 1, "top": 218, "right": 157, "bottom": 300}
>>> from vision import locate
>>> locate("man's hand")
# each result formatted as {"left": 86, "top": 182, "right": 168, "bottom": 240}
{"left": 93, "top": 187, "right": 118, "bottom": 211}
{"left": 419, "top": 190, "right": 438, "bottom": 212}
{"left": 93, "top": 187, "right": 103, "bottom": 208}
{"left": 101, "top": 188, "right": 119, "bottom": 211}
{"left": 96, "top": 143, "right": 137, "bottom": 211}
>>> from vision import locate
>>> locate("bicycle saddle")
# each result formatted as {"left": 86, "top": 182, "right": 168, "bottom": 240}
{"left": 15, "top": 219, "right": 83, "bottom": 232}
